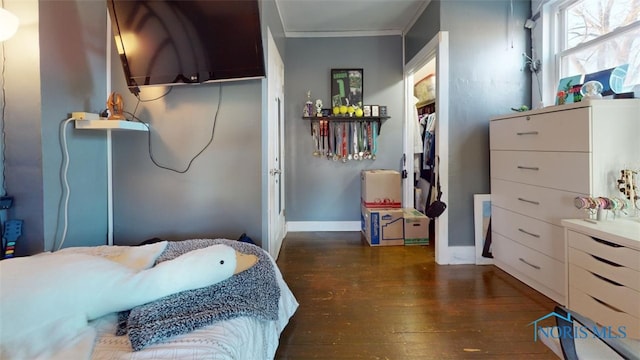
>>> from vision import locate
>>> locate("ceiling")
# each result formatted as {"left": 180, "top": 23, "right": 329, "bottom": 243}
{"left": 275, "top": 0, "right": 431, "bottom": 37}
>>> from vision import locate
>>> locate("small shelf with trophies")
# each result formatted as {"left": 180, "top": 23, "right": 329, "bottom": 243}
{"left": 302, "top": 69, "right": 391, "bottom": 162}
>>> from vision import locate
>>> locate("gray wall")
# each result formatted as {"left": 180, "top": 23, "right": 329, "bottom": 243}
{"left": 1, "top": 0, "right": 283, "bottom": 254}
{"left": 110, "top": 80, "right": 264, "bottom": 245}
{"left": 405, "top": 0, "right": 531, "bottom": 247}
{"left": 110, "top": 0, "right": 286, "bottom": 246}
{"left": 405, "top": 0, "right": 441, "bottom": 63}
{"left": 2, "top": 0, "right": 43, "bottom": 255}
{"left": 2, "top": 0, "right": 108, "bottom": 255}
{"left": 284, "top": 36, "right": 404, "bottom": 222}
{"left": 40, "top": 0, "right": 109, "bottom": 251}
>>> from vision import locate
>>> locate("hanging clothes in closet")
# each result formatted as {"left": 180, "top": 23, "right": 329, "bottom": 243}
{"left": 421, "top": 112, "right": 436, "bottom": 181}
{"left": 414, "top": 104, "right": 436, "bottom": 213}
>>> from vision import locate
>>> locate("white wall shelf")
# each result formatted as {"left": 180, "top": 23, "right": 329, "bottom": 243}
{"left": 74, "top": 119, "right": 148, "bottom": 131}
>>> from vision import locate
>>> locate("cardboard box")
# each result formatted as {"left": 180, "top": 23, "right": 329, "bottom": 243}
{"left": 403, "top": 208, "right": 429, "bottom": 245}
{"left": 361, "top": 170, "right": 401, "bottom": 208}
{"left": 361, "top": 206, "right": 404, "bottom": 246}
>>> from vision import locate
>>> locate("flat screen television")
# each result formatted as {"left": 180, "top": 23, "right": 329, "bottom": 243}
{"left": 106, "top": 0, "right": 265, "bottom": 94}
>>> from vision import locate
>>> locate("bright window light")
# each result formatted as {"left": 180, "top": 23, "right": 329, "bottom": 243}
{"left": 0, "top": 8, "right": 19, "bottom": 42}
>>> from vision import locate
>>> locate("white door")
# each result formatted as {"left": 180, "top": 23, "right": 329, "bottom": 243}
{"left": 267, "top": 28, "right": 286, "bottom": 259}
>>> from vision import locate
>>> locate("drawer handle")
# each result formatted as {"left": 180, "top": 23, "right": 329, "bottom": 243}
{"left": 591, "top": 295, "right": 624, "bottom": 313}
{"left": 517, "top": 197, "right": 540, "bottom": 205}
{"left": 516, "top": 131, "right": 538, "bottom": 135}
{"left": 591, "top": 236, "right": 622, "bottom": 248}
{"left": 518, "top": 228, "right": 540, "bottom": 238}
{"left": 591, "top": 254, "right": 622, "bottom": 267}
{"left": 592, "top": 271, "right": 624, "bottom": 286}
{"left": 517, "top": 166, "right": 539, "bottom": 171}
{"left": 518, "top": 257, "right": 541, "bottom": 270}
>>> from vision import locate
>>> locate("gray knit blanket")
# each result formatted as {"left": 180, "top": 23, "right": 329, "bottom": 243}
{"left": 117, "top": 239, "right": 280, "bottom": 351}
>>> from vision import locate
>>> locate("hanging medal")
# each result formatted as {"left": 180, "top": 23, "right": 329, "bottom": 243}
{"left": 327, "top": 121, "right": 333, "bottom": 160}
{"left": 342, "top": 122, "right": 348, "bottom": 162}
{"left": 371, "top": 121, "right": 378, "bottom": 160}
{"left": 366, "top": 122, "right": 373, "bottom": 159}
{"left": 347, "top": 122, "right": 353, "bottom": 160}
{"left": 312, "top": 121, "right": 320, "bottom": 156}
{"left": 363, "top": 122, "right": 370, "bottom": 159}
{"left": 352, "top": 122, "right": 359, "bottom": 160}
{"left": 322, "top": 121, "right": 327, "bottom": 157}
{"left": 324, "top": 121, "right": 329, "bottom": 157}
{"left": 334, "top": 123, "right": 341, "bottom": 161}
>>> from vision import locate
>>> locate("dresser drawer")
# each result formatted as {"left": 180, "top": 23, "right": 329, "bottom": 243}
{"left": 569, "top": 247, "right": 640, "bottom": 292}
{"left": 492, "top": 206, "right": 565, "bottom": 261}
{"left": 568, "top": 230, "right": 640, "bottom": 271}
{"left": 489, "top": 107, "right": 590, "bottom": 151}
{"left": 490, "top": 150, "right": 590, "bottom": 193}
{"left": 569, "top": 263, "right": 640, "bottom": 318}
{"left": 569, "top": 286, "right": 639, "bottom": 339}
{"left": 491, "top": 179, "right": 585, "bottom": 226}
{"left": 493, "top": 232, "right": 565, "bottom": 295}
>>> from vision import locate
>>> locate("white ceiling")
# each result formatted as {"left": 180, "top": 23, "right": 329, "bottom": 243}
{"left": 275, "top": 0, "right": 431, "bottom": 37}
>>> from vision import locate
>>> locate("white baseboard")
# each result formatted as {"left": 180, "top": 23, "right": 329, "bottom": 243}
{"left": 447, "top": 246, "right": 476, "bottom": 264}
{"left": 286, "top": 221, "right": 361, "bottom": 232}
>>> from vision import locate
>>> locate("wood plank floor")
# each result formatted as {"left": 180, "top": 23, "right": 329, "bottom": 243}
{"left": 274, "top": 232, "right": 559, "bottom": 359}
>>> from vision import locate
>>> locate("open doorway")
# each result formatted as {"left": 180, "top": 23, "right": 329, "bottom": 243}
{"left": 403, "top": 31, "right": 450, "bottom": 264}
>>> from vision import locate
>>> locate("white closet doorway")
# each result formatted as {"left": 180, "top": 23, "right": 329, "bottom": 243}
{"left": 403, "top": 31, "right": 450, "bottom": 264}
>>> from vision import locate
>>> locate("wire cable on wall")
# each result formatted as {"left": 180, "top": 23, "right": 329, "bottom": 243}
{"left": 54, "top": 118, "right": 74, "bottom": 251}
{"left": 127, "top": 83, "right": 222, "bottom": 174}
{"left": 132, "top": 86, "right": 173, "bottom": 118}
{"left": 1, "top": 40, "right": 8, "bottom": 197}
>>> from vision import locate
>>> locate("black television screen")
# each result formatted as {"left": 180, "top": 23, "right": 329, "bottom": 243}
{"left": 107, "top": 0, "right": 265, "bottom": 92}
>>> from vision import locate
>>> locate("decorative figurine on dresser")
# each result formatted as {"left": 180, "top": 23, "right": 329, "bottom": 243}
{"left": 618, "top": 169, "right": 639, "bottom": 212}
{"left": 488, "top": 98, "right": 640, "bottom": 305}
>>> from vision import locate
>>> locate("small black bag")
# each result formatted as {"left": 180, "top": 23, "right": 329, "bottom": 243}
{"left": 425, "top": 156, "right": 446, "bottom": 219}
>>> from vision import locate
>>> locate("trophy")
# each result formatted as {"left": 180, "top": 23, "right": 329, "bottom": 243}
{"left": 303, "top": 91, "right": 313, "bottom": 117}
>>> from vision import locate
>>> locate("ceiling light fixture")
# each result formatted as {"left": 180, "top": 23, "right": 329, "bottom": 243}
{"left": 0, "top": 8, "right": 19, "bottom": 42}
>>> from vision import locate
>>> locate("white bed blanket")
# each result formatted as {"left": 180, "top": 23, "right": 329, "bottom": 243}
{"left": 11, "top": 241, "right": 298, "bottom": 360}
{"left": 89, "top": 247, "right": 298, "bottom": 360}
{"left": 28, "top": 242, "right": 298, "bottom": 360}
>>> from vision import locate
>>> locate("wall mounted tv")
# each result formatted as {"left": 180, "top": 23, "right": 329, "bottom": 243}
{"left": 106, "top": 0, "right": 265, "bottom": 94}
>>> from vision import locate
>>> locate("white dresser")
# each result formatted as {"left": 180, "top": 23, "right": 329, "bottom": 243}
{"left": 489, "top": 99, "right": 640, "bottom": 305}
{"left": 562, "top": 218, "right": 640, "bottom": 340}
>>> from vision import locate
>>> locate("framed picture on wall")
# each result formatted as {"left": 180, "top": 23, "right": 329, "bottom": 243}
{"left": 474, "top": 194, "right": 493, "bottom": 265}
{"left": 331, "top": 69, "right": 363, "bottom": 108}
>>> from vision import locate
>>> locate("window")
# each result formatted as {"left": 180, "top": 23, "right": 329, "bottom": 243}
{"left": 556, "top": 0, "right": 640, "bottom": 91}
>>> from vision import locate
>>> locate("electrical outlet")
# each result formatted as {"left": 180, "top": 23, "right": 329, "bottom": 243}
{"left": 0, "top": 196, "right": 13, "bottom": 209}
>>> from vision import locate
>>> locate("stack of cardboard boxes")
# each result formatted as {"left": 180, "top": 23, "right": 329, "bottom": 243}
{"left": 360, "top": 170, "right": 429, "bottom": 246}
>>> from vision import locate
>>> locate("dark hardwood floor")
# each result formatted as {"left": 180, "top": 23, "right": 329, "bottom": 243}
{"left": 274, "top": 232, "right": 559, "bottom": 359}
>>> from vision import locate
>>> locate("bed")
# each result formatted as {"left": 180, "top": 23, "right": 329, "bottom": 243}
{"left": 0, "top": 238, "right": 298, "bottom": 360}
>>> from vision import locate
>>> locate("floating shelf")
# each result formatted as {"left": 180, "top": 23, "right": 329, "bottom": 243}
{"left": 303, "top": 115, "right": 390, "bottom": 134}
{"left": 302, "top": 116, "right": 390, "bottom": 122}
{"left": 74, "top": 119, "right": 148, "bottom": 131}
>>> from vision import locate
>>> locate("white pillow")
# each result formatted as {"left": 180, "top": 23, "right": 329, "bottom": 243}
{"left": 0, "top": 244, "right": 237, "bottom": 359}
{"left": 55, "top": 241, "right": 168, "bottom": 271}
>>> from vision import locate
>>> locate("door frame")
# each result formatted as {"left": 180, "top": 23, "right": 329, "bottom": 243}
{"left": 403, "top": 31, "right": 450, "bottom": 264}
